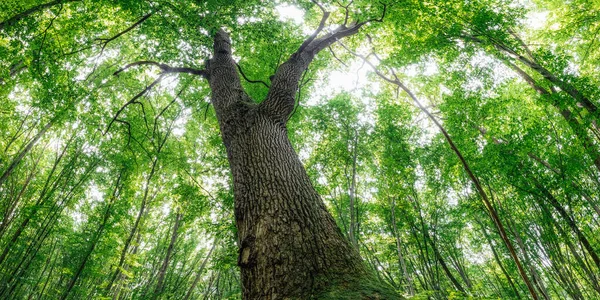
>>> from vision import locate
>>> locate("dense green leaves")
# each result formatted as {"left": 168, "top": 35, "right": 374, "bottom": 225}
{"left": 1, "top": 0, "right": 599, "bottom": 298}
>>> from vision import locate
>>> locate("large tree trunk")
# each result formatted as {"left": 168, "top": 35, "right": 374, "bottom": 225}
{"left": 206, "top": 29, "right": 396, "bottom": 299}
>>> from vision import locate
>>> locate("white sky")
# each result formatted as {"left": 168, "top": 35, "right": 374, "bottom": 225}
{"left": 275, "top": 4, "right": 304, "bottom": 24}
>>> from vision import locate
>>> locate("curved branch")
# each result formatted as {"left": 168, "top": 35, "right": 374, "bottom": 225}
{"left": 105, "top": 74, "right": 165, "bottom": 135}
{"left": 235, "top": 63, "right": 269, "bottom": 88}
{"left": 95, "top": 12, "right": 153, "bottom": 45}
{"left": 297, "top": 1, "right": 330, "bottom": 54}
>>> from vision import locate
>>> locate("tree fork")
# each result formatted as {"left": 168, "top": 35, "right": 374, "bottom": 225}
{"left": 201, "top": 6, "right": 394, "bottom": 296}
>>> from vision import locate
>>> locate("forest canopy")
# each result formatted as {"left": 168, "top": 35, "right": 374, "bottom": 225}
{"left": 0, "top": 0, "right": 599, "bottom": 299}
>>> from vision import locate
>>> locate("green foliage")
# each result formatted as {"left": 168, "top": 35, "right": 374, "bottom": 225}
{"left": 1, "top": 0, "right": 599, "bottom": 299}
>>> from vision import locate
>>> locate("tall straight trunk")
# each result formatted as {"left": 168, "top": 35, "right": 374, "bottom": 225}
{"left": 347, "top": 134, "right": 359, "bottom": 249}
{"left": 422, "top": 228, "right": 466, "bottom": 294}
{"left": 0, "top": 132, "right": 76, "bottom": 266}
{"left": 474, "top": 217, "right": 522, "bottom": 299}
{"left": 0, "top": 145, "right": 45, "bottom": 238}
{"left": 152, "top": 210, "right": 183, "bottom": 298}
{"left": 204, "top": 29, "right": 395, "bottom": 299}
{"left": 533, "top": 181, "right": 600, "bottom": 271}
{"left": 107, "top": 149, "right": 162, "bottom": 293}
{"left": 390, "top": 197, "right": 414, "bottom": 295}
{"left": 61, "top": 172, "right": 123, "bottom": 300}
{"left": 0, "top": 120, "right": 52, "bottom": 189}
{"left": 183, "top": 238, "right": 217, "bottom": 300}
{"left": 504, "top": 213, "right": 551, "bottom": 300}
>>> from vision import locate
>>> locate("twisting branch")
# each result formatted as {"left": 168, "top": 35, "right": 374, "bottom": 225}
{"left": 113, "top": 60, "right": 207, "bottom": 77}
{"left": 235, "top": 63, "right": 270, "bottom": 88}
{"left": 78, "top": 12, "right": 155, "bottom": 81}
{"left": 105, "top": 74, "right": 165, "bottom": 135}
{"left": 64, "top": 12, "right": 152, "bottom": 57}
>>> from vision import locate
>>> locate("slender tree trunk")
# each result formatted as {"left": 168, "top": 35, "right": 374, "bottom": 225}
{"left": 506, "top": 62, "right": 600, "bottom": 172}
{"left": 533, "top": 181, "right": 600, "bottom": 271}
{"left": 152, "top": 210, "right": 183, "bottom": 298}
{"left": 347, "top": 48, "right": 539, "bottom": 299}
{"left": 107, "top": 155, "right": 160, "bottom": 293}
{"left": 504, "top": 214, "right": 551, "bottom": 300}
{"left": 475, "top": 217, "right": 522, "bottom": 299}
{"left": 422, "top": 229, "right": 466, "bottom": 294}
{"left": 0, "top": 120, "right": 52, "bottom": 189}
{"left": 0, "top": 145, "right": 45, "bottom": 238}
{"left": 348, "top": 134, "right": 359, "bottom": 249}
{"left": 390, "top": 197, "right": 415, "bottom": 295}
{"left": 0, "top": 133, "right": 76, "bottom": 266}
{"left": 183, "top": 238, "right": 217, "bottom": 300}
{"left": 61, "top": 173, "right": 123, "bottom": 300}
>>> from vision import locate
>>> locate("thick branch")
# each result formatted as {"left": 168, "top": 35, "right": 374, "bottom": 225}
{"left": 261, "top": 2, "right": 386, "bottom": 123}
{"left": 113, "top": 60, "right": 207, "bottom": 77}
{"left": 206, "top": 29, "right": 248, "bottom": 120}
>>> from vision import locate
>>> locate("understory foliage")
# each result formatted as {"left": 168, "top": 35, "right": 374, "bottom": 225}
{"left": 0, "top": 0, "right": 599, "bottom": 298}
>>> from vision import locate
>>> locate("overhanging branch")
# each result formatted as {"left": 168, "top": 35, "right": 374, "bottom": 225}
{"left": 113, "top": 60, "right": 207, "bottom": 77}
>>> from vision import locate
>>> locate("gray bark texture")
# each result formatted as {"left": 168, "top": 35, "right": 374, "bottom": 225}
{"left": 205, "top": 29, "right": 397, "bottom": 299}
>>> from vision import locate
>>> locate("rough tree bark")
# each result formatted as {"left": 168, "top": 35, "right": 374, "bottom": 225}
{"left": 203, "top": 26, "right": 396, "bottom": 299}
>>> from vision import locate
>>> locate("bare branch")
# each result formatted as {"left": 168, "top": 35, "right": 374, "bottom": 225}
{"left": 235, "top": 63, "right": 270, "bottom": 88}
{"left": 113, "top": 60, "right": 207, "bottom": 77}
{"left": 328, "top": 46, "right": 349, "bottom": 68}
{"left": 105, "top": 74, "right": 165, "bottom": 135}
{"left": 96, "top": 12, "right": 154, "bottom": 45}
